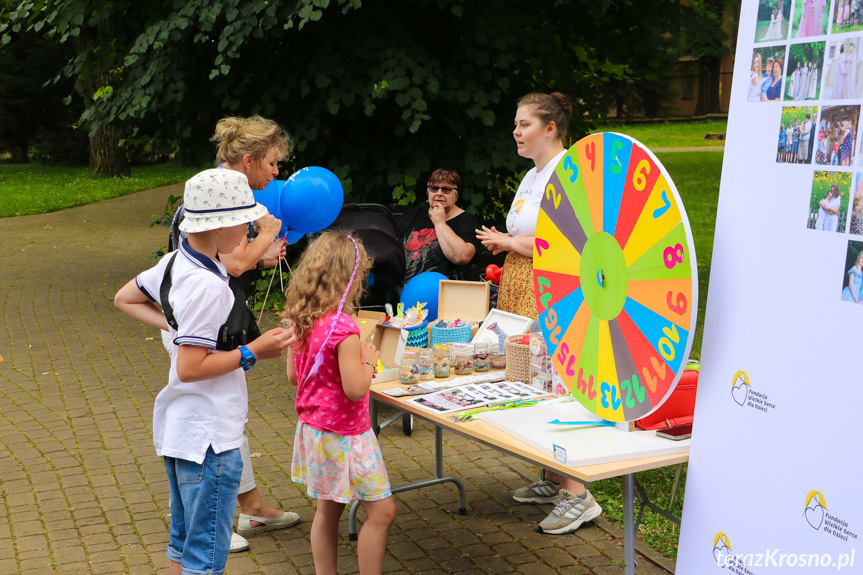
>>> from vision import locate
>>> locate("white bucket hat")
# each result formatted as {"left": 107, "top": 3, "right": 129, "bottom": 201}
{"left": 179, "top": 169, "right": 268, "bottom": 233}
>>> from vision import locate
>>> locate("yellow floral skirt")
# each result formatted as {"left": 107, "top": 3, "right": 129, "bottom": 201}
{"left": 496, "top": 251, "right": 537, "bottom": 320}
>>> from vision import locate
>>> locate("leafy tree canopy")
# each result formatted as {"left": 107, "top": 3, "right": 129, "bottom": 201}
{"left": 2, "top": 0, "right": 721, "bottom": 219}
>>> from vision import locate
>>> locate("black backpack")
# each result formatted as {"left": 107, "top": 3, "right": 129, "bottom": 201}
{"left": 159, "top": 252, "right": 261, "bottom": 352}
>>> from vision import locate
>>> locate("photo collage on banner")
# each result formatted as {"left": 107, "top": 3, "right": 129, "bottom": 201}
{"left": 677, "top": 0, "right": 863, "bottom": 572}
{"left": 757, "top": 0, "right": 863, "bottom": 301}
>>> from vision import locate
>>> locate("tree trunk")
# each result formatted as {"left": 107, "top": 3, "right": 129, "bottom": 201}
{"left": 89, "top": 122, "right": 129, "bottom": 177}
{"left": 74, "top": 31, "right": 130, "bottom": 178}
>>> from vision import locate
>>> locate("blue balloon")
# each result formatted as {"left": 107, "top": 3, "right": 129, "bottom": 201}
{"left": 254, "top": 179, "right": 287, "bottom": 236}
{"left": 285, "top": 229, "right": 304, "bottom": 245}
{"left": 400, "top": 272, "right": 447, "bottom": 323}
{"left": 280, "top": 167, "right": 344, "bottom": 235}
{"left": 254, "top": 179, "right": 283, "bottom": 220}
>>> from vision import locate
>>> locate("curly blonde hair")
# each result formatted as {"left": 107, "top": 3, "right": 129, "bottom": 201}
{"left": 211, "top": 116, "right": 292, "bottom": 165}
{"left": 281, "top": 232, "right": 373, "bottom": 348}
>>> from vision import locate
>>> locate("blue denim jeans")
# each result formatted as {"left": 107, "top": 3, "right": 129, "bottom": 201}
{"left": 164, "top": 446, "right": 242, "bottom": 575}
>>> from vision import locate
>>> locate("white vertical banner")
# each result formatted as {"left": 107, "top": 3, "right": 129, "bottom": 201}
{"left": 677, "top": 0, "right": 863, "bottom": 573}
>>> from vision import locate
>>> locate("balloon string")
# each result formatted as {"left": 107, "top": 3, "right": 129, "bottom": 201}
{"left": 278, "top": 253, "right": 284, "bottom": 293}
{"left": 256, "top": 251, "right": 293, "bottom": 325}
{"left": 258, "top": 263, "right": 279, "bottom": 325}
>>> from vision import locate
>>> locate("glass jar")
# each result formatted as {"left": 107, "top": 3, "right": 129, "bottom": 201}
{"left": 418, "top": 348, "right": 435, "bottom": 381}
{"left": 399, "top": 351, "right": 419, "bottom": 384}
{"left": 489, "top": 353, "right": 507, "bottom": 369}
{"left": 473, "top": 341, "right": 490, "bottom": 372}
{"left": 529, "top": 334, "right": 552, "bottom": 393}
{"left": 433, "top": 346, "right": 451, "bottom": 378}
{"left": 453, "top": 348, "right": 474, "bottom": 375}
{"left": 450, "top": 342, "right": 472, "bottom": 360}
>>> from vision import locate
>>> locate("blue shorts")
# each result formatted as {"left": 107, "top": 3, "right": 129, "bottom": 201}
{"left": 164, "top": 446, "right": 242, "bottom": 575}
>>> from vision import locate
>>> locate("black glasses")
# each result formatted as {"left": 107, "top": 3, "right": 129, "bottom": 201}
{"left": 428, "top": 186, "right": 456, "bottom": 194}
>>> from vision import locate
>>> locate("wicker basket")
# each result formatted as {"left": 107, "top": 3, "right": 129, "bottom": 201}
{"left": 504, "top": 334, "right": 531, "bottom": 383}
{"left": 429, "top": 320, "right": 472, "bottom": 346}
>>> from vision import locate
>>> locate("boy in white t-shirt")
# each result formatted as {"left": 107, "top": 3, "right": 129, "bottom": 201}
{"left": 114, "top": 169, "right": 294, "bottom": 575}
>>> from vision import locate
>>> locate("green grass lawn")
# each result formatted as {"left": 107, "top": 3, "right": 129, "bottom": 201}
{"left": 753, "top": 19, "right": 790, "bottom": 42}
{"left": 657, "top": 151, "right": 723, "bottom": 360}
{"left": 0, "top": 163, "right": 201, "bottom": 218}
{"left": 592, "top": 120, "right": 727, "bottom": 149}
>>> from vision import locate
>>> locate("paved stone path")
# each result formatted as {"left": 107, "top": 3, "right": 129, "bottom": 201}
{"left": 0, "top": 186, "right": 675, "bottom": 575}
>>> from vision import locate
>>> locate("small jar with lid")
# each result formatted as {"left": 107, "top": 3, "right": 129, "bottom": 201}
{"left": 453, "top": 347, "right": 474, "bottom": 375}
{"left": 399, "top": 351, "right": 419, "bottom": 384}
{"left": 418, "top": 348, "right": 435, "bottom": 380}
{"left": 473, "top": 341, "right": 490, "bottom": 372}
{"left": 434, "top": 346, "right": 451, "bottom": 378}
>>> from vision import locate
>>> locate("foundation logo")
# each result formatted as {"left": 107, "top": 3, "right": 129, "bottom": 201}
{"left": 731, "top": 370, "right": 749, "bottom": 405}
{"left": 804, "top": 490, "right": 859, "bottom": 543}
{"left": 713, "top": 532, "right": 733, "bottom": 567}
{"left": 804, "top": 490, "right": 827, "bottom": 530}
{"left": 730, "top": 370, "right": 776, "bottom": 413}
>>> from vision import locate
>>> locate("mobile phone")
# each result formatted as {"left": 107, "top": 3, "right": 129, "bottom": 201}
{"left": 656, "top": 423, "right": 692, "bottom": 441}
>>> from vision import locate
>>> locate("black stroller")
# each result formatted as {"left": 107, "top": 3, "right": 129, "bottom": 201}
{"left": 326, "top": 203, "right": 405, "bottom": 309}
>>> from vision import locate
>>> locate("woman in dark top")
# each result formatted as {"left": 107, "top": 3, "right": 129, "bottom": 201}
{"left": 398, "top": 169, "right": 481, "bottom": 282}
{"left": 764, "top": 56, "right": 783, "bottom": 101}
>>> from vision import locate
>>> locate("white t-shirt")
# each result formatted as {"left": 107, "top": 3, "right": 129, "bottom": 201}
{"left": 822, "top": 196, "right": 841, "bottom": 232}
{"left": 137, "top": 240, "right": 248, "bottom": 464}
{"left": 506, "top": 149, "right": 567, "bottom": 238}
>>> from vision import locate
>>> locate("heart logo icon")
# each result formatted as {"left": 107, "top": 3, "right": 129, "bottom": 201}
{"left": 731, "top": 379, "right": 749, "bottom": 406}
{"left": 713, "top": 544, "right": 730, "bottom": 567}
{"left": 805, "top": 504, "right": 825, "bottom": 530}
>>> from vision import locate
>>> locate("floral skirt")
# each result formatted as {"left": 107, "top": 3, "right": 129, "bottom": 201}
{"left": 291, "top": 422, "right": 392, "bottom": 503}
{"left": 496, "top": 251, "right": 538, "bottom": 319}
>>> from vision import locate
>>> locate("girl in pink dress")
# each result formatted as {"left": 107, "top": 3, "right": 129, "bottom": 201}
{"left": 283, "top": 232, "right": 396, "bottom": 575}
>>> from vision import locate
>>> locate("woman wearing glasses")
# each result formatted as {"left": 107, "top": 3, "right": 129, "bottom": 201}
{"left": 476, "top": 92, "right": 572, "bottom": 320}
{"left": 397, "top": 169, "right": 481, "bottom": 282}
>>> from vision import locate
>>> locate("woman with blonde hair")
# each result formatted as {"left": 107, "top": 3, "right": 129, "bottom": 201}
{"left": 210, "top": 115, "right": 293, "bottom": 275}
{"left": 749, "top": 52, "right": 764, "bottom": 102}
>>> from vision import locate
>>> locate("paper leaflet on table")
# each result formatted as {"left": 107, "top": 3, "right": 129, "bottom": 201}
{"left": 406, "top": 380, "right": 551, "bottom": 415}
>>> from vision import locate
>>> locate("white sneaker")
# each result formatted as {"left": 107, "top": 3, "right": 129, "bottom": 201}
{"left": 512, "top": 479, "right": 561, "bottom": 504}
{"left": 537, "top": 489, "right": 602, "bottom": 535}
{"left": 230, "top": 532, "right": 249, "bottom": 553}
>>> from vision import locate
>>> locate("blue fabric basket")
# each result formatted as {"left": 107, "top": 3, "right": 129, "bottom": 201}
{"left": 404, "top": 320, "right": 429, "bottom": 348}
{"left": 430, "top": 321, "right": 472, "bottom": 346}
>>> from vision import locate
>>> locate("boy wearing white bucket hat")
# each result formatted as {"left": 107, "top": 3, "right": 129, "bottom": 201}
{"left": 114, "top": 169, "right": 296, "bottom": 575}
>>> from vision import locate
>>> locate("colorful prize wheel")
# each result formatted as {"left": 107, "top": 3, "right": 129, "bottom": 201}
{"left": 533, "top": 133, "right": 697, "bottom": 423}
